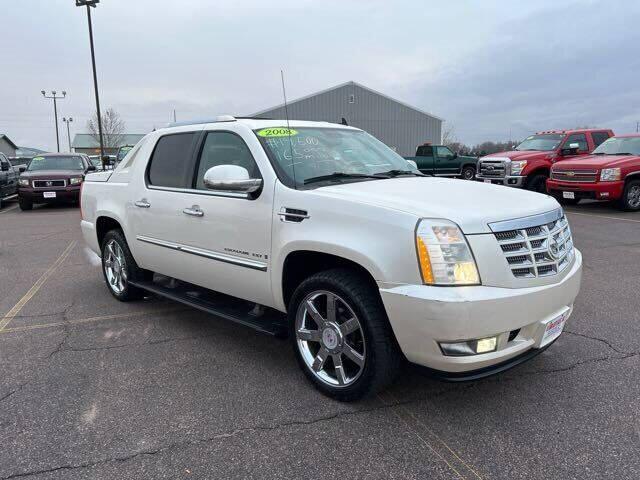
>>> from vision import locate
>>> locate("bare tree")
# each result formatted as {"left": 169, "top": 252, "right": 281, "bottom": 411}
{"left": 441, "top": 123, "right": 457, "bottom": 147}
{"left": 87, "top": 108, "right": 125, "bottom": 150}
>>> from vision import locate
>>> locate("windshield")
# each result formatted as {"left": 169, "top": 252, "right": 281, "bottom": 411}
{"left": 256, "top": 127, "right": 415, "bottom": 186}
{"left": 592, "top": 137, "right": 640, "bottom": 155}
{"left": 27, "top": 156, "right": 84, "bottom": 171}
{"left": 515, "top": 134, "right": 565, "bottom": 151}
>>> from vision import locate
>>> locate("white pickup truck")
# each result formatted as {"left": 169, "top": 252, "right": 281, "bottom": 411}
{"left": 80, "top": 117, "right": 582, "bottom": 401}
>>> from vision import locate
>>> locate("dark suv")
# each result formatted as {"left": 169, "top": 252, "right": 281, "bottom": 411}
{"left": 18, "top": 153, "right": 95, "bottom": 210}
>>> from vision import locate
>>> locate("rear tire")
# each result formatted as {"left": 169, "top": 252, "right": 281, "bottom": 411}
{"left": 526, "top": 173, "right": 548, "bottom": 194}
{"left": 18, "top": 197, "right": 32, "bottom": 211}
{"left": 461, "top": 165, "right": 476, "bottom": 180}
{"left": 101, "top": 229, "right": 150, "bottom": 301}
{"left": 288, "top": 268, "right": 403, "bottom": 401}
{"left": 619, "top": 179, "right": 640, "bottom": 211}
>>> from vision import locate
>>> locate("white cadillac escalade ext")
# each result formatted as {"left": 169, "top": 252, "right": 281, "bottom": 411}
{"left": 81, "top": 117, "right": 582, "bottom": 401}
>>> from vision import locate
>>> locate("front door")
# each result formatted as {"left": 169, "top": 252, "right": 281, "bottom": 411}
{"left": 414, "top": 145, "right": 434, "bottom": 174}
{"left": 434, "top": 146, "right": 459, "bottom": 176}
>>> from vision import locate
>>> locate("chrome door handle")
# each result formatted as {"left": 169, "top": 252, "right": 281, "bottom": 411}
{"left": 182, "top": 205, "right": 204, "bottom": 217}
{"left": 134, "top": 199, "right": 151, "bottom": 208}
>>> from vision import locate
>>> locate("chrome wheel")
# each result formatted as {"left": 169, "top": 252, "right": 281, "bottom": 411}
{"left": 103, "top": 239, "right": 128, "bottom": 295}
{"left": 628, "top": 185, "right": 640, "bottom": 208}
{"left": 295, "top": 290, "right": 366, "bottom": 387}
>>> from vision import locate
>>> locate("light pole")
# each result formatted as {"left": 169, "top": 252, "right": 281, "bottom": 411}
{"left": 63, "top": 117, "right": 74, "bottom": 152}
{"left": 76, "top": 0, "right": 105, "bottom": 166}
{"left": 41, "top": 90, "right": 66, "bottom": 152}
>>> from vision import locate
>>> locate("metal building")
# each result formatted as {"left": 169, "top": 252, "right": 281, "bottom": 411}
{"left": 252, "top": 81, "right": 442, "bottom": 156}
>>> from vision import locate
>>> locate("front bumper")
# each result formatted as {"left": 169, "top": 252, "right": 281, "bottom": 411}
{"left": 379, "top": 249, "right": 582, "bottom": 373}
{"left": 18, "top": 186, "right": 81, "bottom": 203}
{"left": 547, "top": 179, "right": 624, "bottom": 201}
{"left": 476, "top": 175, "right": 526, "bottom": 187}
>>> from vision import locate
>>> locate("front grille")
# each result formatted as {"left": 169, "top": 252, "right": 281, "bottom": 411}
{"left": 479, "top": 160, "right": 506, "bottom": 178}
{"left": 550, "top": 169, "right": 598, "bottom": 183}
{"left": 33, "top": 179, "right": 66, "bottom": 188}
{"left": 494, "top": 214, "right": 574, "bottom": 278}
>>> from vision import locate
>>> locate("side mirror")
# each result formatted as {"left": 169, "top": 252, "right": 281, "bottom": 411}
{"left": 452, "top": 152, "right": 458, "bottom": 159}
{"left": 87, "top": 165, "right": 96, "bottom": 172}
{"left": 1, "top": 163, "right": 8, "bottom": 171}
{"left": 203, "top": 165, "right": 262, "bottom": 194}
{"left": 406, "top": 159, "right": 418, "bottom": 169}
{"left": 19, "top": 166, "right": 26, "bottom": 173}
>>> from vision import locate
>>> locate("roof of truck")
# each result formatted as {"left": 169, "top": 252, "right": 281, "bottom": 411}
{"left": 534, "top": 128, "right": 612, "bottom": 135}
{"left": 164, "top": 116, "right": 358, "bottom": 131}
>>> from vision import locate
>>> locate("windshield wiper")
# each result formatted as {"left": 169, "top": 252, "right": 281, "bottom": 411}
{"left": 375, "top": 169, "right": 426, "bottom": 177}
{"left": 303, "top": 172, "right": 385, "bottom": 185}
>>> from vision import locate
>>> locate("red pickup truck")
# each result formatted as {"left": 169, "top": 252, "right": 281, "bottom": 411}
{"left": 477, "top": 129, "right": 614, "bottom": 192}
{"left": 547, "top": 134, "right": 640, "bottom": 210}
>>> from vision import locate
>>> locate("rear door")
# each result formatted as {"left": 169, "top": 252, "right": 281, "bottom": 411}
{"left": 414, "top": 145, "right": 434, "bottom": 174}
{"left": 561, "top": 133, "right": 589, "bottom": 157}
{"left": 434, "top": 146, "right": 459, "bottom": 175}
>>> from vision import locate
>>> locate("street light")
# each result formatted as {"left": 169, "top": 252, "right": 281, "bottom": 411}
{"left": 63, "top": 117, "right": 74, "bottom": 152}
{"left": 75, "top": 0, "right": 106, "bottom": 166}
{"left": 41, "top": 90, "right": 66, "bottom": 152}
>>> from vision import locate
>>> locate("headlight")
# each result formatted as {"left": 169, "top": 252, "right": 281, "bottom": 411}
{"left": 600, "top": 168, "right": 621, "bottom": 182}
{"left": 18, "top": 178, "right": 29, "bottom": 187}
{"left": 415, "top": 219, "right": 480, "bottom": 286}
{"left": 69, "top": 177, "right": 83, "bottom": 185}
{"left": 510, "top": 160, "right": 527, "bottom": 175}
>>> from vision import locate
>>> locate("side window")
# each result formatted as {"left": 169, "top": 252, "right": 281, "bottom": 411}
{"left": 0, "top": 154, "right": 8, "bottom": 169}
{"left": 195, "top": 132, "right": 260, "bottom": 190}
{"left": 591, "top": 132, "right": 610, "bottom": 148}
{"left": 435, "top": 146, "right": 454, "bottom": 158}
{"left": 148, "top": 133, "right": 197, "bottom": 188}
{"left": 416, "top": 146, "right": 433, "bottom": 157}
{"left": 564, "top": 134, "right": 588, "bottom": 152}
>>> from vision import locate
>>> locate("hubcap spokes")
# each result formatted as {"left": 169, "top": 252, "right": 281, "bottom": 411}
{"left": 629, "top": 186, "right": 640, "bottom": 208}
{"left": 104, "top": 240, "right": 127, "bottom": 294}
{"left": 296, "top": 291, "right": 366, "bottom": 387}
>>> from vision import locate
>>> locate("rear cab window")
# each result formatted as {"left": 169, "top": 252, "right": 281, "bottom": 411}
{"left": 147, "top": 133, "right": 199, "bottom": 189}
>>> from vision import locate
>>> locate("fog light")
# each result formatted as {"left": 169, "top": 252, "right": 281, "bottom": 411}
{"left": 440, "top": 336, "right": 498, "bottom": 356}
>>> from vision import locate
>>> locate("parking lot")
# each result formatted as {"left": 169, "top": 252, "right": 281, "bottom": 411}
{"left": 0, "top": 199, "right": 638, "bottom": 479}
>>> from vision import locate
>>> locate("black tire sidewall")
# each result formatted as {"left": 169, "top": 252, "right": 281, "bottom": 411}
{"left": 101, "top": 230, "right": 144, "bottom": 301}
{"left": 621, "top": 179, "right": 640, "bottom": 211}
{"left": 527, "top": 174, "right": 548, "bottom": 193}
{"left": 18, "top": 197, "right": 32, "bottom": 210}
{"left": 288, "top": 269, "right": 401, "bottom": 401}
{"left": 462, "top": 166, "right": 476, "bottom": 180}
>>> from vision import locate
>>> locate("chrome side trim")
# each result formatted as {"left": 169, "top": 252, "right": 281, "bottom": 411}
{"left": 147, "top": 185, "right": 249, "bottom": 199}
{"left": 136, "top": 235, "right": 268, "bottom": 271}
{"left": 488, "top": 209, "right": 563, "bottom": 233}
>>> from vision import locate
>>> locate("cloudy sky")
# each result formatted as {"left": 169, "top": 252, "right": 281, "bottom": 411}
{"left": 2, "top": 0, "right": 639, "bottom": 151}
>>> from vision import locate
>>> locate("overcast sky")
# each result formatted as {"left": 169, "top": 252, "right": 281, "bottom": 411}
{"left": 2, "top": 0, "right": 638, "bottom": 151}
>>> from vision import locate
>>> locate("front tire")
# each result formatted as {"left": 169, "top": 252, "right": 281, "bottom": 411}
{"left": 461, "top": 165, "right": 476, "bottom": 180}
{"left": 288, "top": 268, "right": 403, "bottom": 401}
{"left": 619, "top": 179, "right": 640, "bottom": 211}
{"left": 101, "top": 229, "right": 149, "bottom": 301}
{"left": 18, "top": 197, "right": 32, "bottom": 211}
{"left": 526, "top": 173, "right": 548, "bottom": 194}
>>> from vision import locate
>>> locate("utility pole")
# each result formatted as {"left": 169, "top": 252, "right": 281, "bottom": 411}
{"left": 41, "top": 90, "right": 66, "bottom": 152}
{"left": 76, "top": 0, "right": 106, "bottom": 166}
{"left": 636, "top": 121, "right": 639, "bottom": 133}
{"left": 63, "top": 117, "right": 74, "bottom": 152}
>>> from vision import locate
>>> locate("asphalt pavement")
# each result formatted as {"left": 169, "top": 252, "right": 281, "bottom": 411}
{"left": 0, "top": 199, "right": 638, "bottom": 479}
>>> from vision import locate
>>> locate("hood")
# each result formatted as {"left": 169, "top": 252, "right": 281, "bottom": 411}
{"left": 20, "top": 169, "right": 85, "bottom": 179}
{"left": 480, "top": 150, "right": 552, "bottom": 161}
{"left": 313, "top": 177, "right": 559, "bottom": 234}
{"left": 552, "top": 154, "right": 640, "bottom": 170}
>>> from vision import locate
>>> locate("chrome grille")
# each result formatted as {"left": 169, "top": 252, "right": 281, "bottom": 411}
{"left": 494, "top": 214, "right": 574, "bottom": 278}
{"left": 551, "top": 169, "right": 597, "bottom": 183}
{"left": 479, "top": 160, "right": 506, "bottom": 178}
{"left": 33, "top": 179, "right": 66, "bottom": 188}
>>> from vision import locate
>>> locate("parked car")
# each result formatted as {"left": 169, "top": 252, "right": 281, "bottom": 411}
{"left": 18, "top": 153, "right": 95, "bottom": 210}
{"left": 88, "top": 155, "right": 105, "bottom": 171}
{"left": 547, "top": 134, "right": 640, "bottom": 210}
{"left": 116, "top": 145, "right": 134, "bottom": 165}
{"left": 405, "top": 143, "right": 478, "bottom": 179}
{"left": 477, "top": 129, "right": 614, "bottom": 193}
{"left": 0, "top": 153, "right": 23, "bottom": 208}
{"left": 81, "top": 118, "right": 582, "bottom": 401}
{"left": 8, "top": 156, "right": 33, "bottom": 170}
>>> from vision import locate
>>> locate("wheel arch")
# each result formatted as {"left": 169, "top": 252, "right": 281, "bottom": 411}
{"left": 279, "top": 248, "right": 381, "bottom": 313}
{"left": 96, "top": 215, "right": 124, "bottom": 249}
